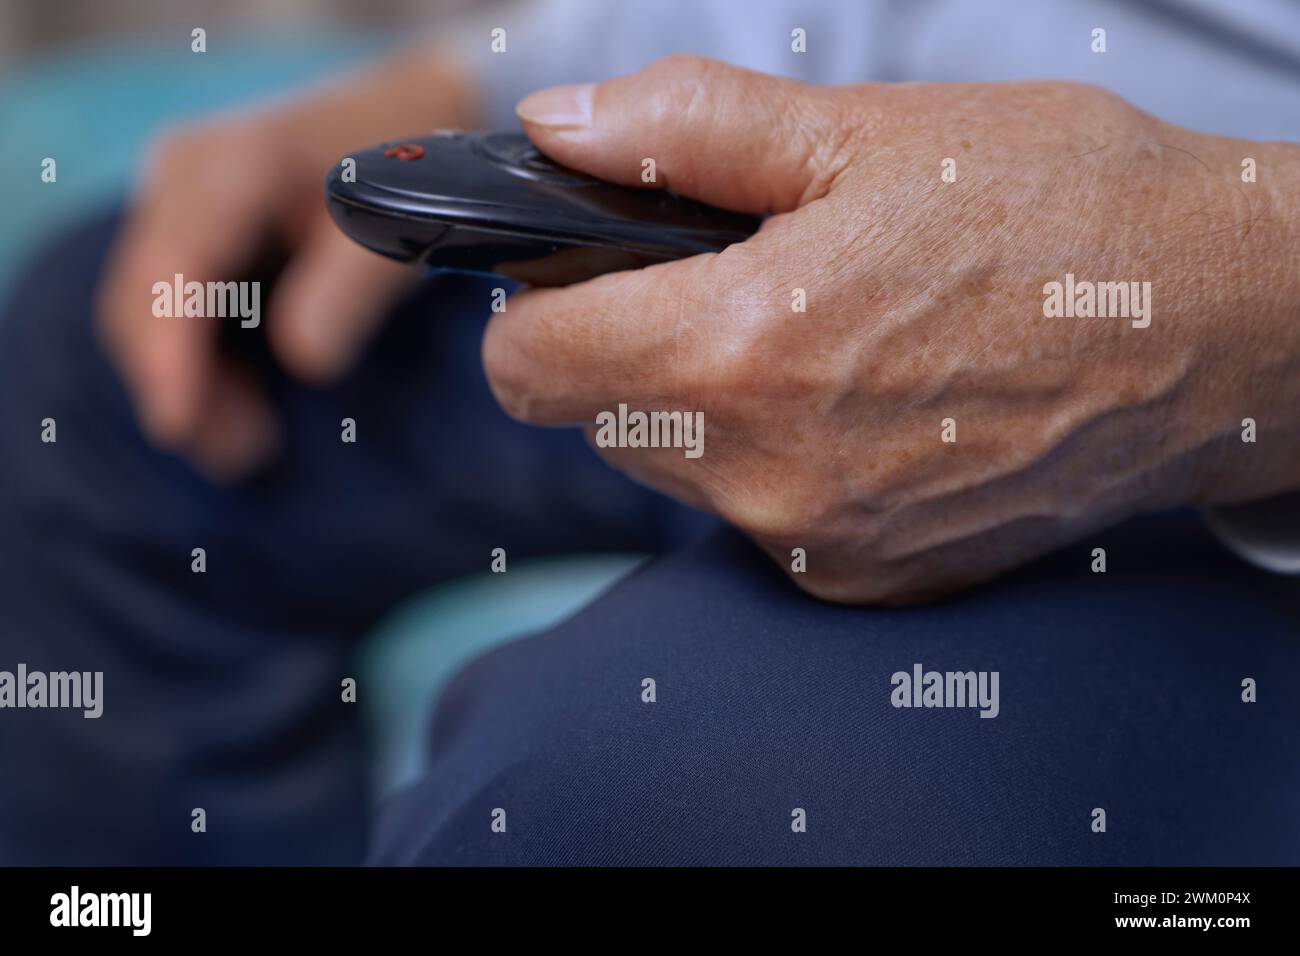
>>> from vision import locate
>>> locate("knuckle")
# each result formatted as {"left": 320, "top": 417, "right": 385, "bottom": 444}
{"left": 795, "top": 568, "right": 874, "bottom": 605}
{"left": 642, "top": 55, "right": 725, "bottom": 130}
{"left": 144, "top": 120, "right": 271, "bottom": 190}
{"left": 648, "top": 52, "right": 716, "bottom": 82}
{"left": 706, "top": 290, "right": 834, "bottom": 407}
{"left": 1033, "top": 81, "right": 1139, "bottom": 126}
{"left": 692, "top": 274, "right": 793, "bottom": 396}
{"left": 793, "top": 559, "right": 925, "bottom": 606}
{"left": 723, "top": 482, "right": 836, "bottom": 542}
{"left": 1049, "top": 79, "right": 1110, "bottom": 100}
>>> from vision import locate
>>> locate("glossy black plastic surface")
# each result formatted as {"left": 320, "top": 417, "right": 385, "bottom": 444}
{"left": 326, "top": 131, "right": 762, "bottom": 285}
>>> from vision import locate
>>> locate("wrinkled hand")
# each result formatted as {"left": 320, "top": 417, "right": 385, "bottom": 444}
{"left": 488, "top": 55, "right": 1300, "bottom": 603}
{"left": 97, "top": 51, "right": 476, "bottom": 478}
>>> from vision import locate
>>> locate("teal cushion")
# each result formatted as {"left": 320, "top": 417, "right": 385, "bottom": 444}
{"left": 0, "top": 35, "right": 387, "bottom": 305}
{"left": 360, "top": 555, "right": 647, "bottom": 799}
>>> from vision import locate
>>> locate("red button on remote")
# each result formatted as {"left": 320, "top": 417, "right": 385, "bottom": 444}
{"left": 383, "top": 143, "right": 425, "bottom": 161}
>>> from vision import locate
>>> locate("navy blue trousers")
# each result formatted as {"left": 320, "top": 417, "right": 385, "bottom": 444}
{"left": 2, "top": 212, "right": 1297, "bottom": 865}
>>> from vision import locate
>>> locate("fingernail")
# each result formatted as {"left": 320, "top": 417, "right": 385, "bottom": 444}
{"left": 515, "top": 83, "right": 593, "bottom": 130}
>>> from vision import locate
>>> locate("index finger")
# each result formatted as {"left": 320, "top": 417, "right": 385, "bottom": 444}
{"left": 481, "top": 252, "right": 723, "bottom": 426}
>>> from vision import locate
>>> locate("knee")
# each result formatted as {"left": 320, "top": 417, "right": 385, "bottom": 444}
{"left": 367, "top": 522, "right": 1300, "bottom": 865}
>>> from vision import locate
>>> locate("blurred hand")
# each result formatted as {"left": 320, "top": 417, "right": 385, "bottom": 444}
{"left": 97, "top": 50, "right": 477, "bottom": 478}
{"left": 491, "top": 55, "right": 1300, "bottom": 603}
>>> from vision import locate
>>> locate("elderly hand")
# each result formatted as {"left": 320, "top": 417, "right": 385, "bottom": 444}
{"left": 487, "top": 55, "right": 1300, "bottom": 603}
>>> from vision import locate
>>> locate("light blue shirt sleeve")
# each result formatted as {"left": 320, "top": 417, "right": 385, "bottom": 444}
{"left": 439, "top": 0, "right": 895, "bottom": 128}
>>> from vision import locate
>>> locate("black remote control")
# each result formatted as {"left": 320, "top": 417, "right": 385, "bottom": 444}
{"left": 325, "top": 131, "right": 762, "bottom": 286}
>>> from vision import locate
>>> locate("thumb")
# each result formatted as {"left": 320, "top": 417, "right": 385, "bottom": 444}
{"left": 515, "top": 54, "right": 858, "bottom": 215}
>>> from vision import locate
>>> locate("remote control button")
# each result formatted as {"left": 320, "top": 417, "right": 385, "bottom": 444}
{"left": 383, "top": 143, "right": 425, "bottom": 161}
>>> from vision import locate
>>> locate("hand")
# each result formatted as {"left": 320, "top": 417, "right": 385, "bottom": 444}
{"left": 488, "top": 55, "right": 1300, "bottom": 603}
{"left": 96, "top": 50, "right": 477, "bottom": 479}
